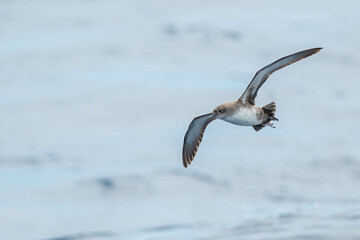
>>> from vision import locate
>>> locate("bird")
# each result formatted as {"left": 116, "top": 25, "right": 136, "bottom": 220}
{"left": 182, "top": 48, "right": 322, "bottom": 168}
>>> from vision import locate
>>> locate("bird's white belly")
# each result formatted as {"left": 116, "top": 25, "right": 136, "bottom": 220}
{"left": 223, "top": 108, "right": 261, "bottom": 126}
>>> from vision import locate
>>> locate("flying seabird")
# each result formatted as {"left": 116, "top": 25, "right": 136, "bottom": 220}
{"left": 182, "top": 48, "right": 321, "bottom": 168}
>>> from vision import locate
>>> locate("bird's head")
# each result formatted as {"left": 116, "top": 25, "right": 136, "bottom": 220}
{"left": 213, "top": 104, "right": 227, "bottom": 119}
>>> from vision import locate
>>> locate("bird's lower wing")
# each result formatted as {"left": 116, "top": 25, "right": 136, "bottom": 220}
{"left": 239, "top": 48, "right": 322, "bottom": 104}
{"left": 182, "top": 113, "right": 215, "bottom": 168}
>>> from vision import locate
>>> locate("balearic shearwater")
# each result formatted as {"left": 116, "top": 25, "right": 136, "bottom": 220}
{"left": 182, "top": 48, "right": 321, "bottom": 168}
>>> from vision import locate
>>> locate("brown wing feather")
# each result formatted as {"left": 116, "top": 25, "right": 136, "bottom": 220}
{"left": 182, "top": 113, "right": 215, "bottom": 168}
{"left": 239, "top": 48, "right": 322, "bottom": 104}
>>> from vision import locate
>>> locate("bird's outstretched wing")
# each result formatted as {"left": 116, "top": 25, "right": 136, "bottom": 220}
{"left": 182, "top": 113, "right": 215, "bottom": 168}
{"left": 239, "top": 48, "right": 322, "bottom": 104}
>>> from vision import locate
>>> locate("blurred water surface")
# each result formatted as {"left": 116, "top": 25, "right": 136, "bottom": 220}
{"left": 1, "top": 0, "right": 360, "bottom": 239}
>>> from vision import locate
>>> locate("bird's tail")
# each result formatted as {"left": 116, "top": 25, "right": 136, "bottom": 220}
{"left": 262, "top": 101, "right": 276, "bottom": 117}
{"left": 252, "top": 102, "right": 278, "bottom": 132}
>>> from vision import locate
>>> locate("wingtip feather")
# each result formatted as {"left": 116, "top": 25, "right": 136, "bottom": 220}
{"left": 306, "top": 47, "right": 322, "bottom": 55}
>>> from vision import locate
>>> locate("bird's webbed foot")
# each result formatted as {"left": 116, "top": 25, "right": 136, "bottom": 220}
{"left": 264, "top": 122, "right": 276, "bottom": 128}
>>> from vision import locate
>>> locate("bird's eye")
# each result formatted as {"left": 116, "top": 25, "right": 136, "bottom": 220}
{"left": 218, "top": 110, "right": 222, "bottom": 113}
